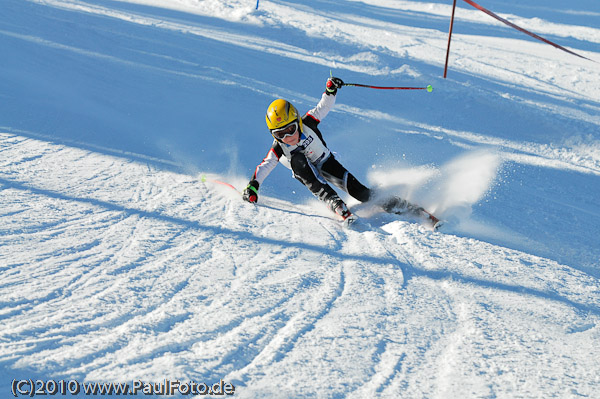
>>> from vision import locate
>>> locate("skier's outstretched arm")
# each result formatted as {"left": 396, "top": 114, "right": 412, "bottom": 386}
{"left": 306, "top": 77, "right": 344, "bottom": 123}
{"left": 243, "top": 142, "right": 283, "bottom": 203}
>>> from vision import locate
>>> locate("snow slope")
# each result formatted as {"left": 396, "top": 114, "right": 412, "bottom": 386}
{"left": 1, "top": 0, "right": 599, "bottom": 397}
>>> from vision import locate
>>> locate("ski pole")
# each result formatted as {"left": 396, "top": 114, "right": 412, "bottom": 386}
{"left": 201, "top": 175, "right": 239, "bottom": 193}
{"left": 343, "top": 83, "right": 433, "bottom": 92}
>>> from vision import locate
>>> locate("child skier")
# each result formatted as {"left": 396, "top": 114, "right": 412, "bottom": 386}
{"left": 242, "top": 76, "right": 439, "bottom": 227}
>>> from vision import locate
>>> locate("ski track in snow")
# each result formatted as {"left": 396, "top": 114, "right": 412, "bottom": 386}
{"left": 2, "top": 0, "right": 600, "bottom": 397}
{"left": 2, "top": 132, "right": 599, "bottom": 397}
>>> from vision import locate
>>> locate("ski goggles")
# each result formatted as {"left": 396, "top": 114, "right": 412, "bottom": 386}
{"left": 271, "top": 121, "right": 299, "bottom": 140}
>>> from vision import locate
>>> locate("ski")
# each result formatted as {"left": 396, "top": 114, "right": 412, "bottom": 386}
{"left": 422, "top": 209, "right": 444, "bottom": 231}
{"left": 380, "top": 196, "right": 443, "bottom": 231}
{"left": 387, "top": 208, "right": 444, "bottom": 231}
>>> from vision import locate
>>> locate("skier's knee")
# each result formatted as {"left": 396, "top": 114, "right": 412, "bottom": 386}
{"left": 290, "top": 152, "right": 309, "bottom": 175}
{"left": 290, "top": 153, "right": 316, "bottom": 183}
{"left": 347, "top": 174, "right": 372, "bottom": 202}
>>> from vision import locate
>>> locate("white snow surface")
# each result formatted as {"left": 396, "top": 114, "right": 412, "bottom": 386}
{"left": 1, "top": 0, "right": 600, "bottom": 397}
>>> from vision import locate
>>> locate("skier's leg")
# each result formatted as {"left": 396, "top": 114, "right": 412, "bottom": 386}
{"left": 290, "top": 152, "right": 352, "bottom": 220}
{"left": 290, "top": 152, "right": 354, "bottom": 220}
{"left": 290, "top": 152, "right": 336, "bottom": 201}
{"left": 317, "top": 156, "right": 424, "bottom": 219}
{"left": 380, "top": 196, "right": 424, "bottom": 215}
{"left": 319, "top": 156, "right": 372, "bottom": 203}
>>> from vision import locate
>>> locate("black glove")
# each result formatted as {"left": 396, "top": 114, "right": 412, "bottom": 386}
{"left": 242, "top": 180, "right": 259, "bottom": 203}
{"left": 326, "top": 77, "right": 344, "bottom": 95}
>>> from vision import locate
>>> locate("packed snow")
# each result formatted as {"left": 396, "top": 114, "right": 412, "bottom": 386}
{"left": 1, "top": 0, "right": 599, "bottom": 397}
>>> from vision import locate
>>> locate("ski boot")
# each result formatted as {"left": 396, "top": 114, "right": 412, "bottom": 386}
{"left": 422, "top": 210, "right": 443, "bottom": 230}
{"left": 329, "top": 196, "right": 358, "bottom": 226}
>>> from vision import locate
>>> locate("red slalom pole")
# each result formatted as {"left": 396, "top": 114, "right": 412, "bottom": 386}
{"left": 444, "top": 0, "right": 458, "bottom": 78}
{"left": 343, "top": 83, "right": 433, "bottom": 92}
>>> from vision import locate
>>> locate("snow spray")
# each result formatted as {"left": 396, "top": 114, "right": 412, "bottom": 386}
{"left": 367, "top": 150, "right": 502, "bottom": 219}
{"left": 434, "top": 150, "right": 502, "bottom": 217}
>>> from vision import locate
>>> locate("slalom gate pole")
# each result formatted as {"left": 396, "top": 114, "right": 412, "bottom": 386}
{"left": 444, "top": 0, "right": 458, "bottom": 78}
{"left": 343, "top": 83, "right": 433, "bottom": 92}
{"left": 460, "top": 0, "right": 594, "bottom": 62}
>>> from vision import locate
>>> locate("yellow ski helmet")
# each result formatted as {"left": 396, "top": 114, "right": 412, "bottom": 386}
{"left": 265, "top": 99, "right": 303, "bottom": 132}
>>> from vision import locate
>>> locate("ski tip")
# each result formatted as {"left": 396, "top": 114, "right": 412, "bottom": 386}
{"left": 432, "top": 219, "right": 444, "bottom": 231}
